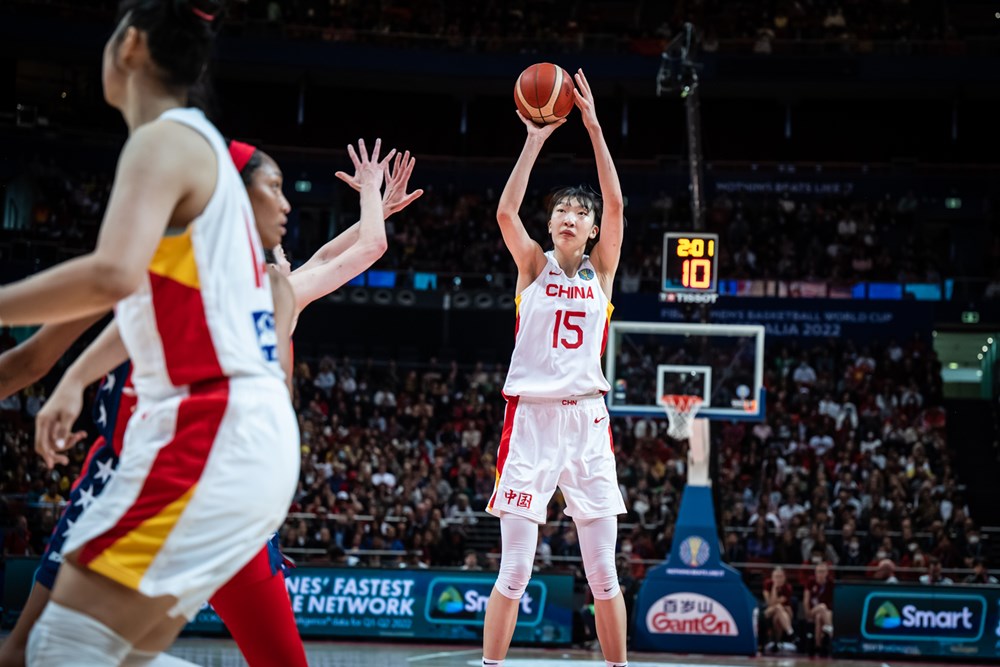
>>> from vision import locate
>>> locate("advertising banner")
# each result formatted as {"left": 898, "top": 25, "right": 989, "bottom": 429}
{"left": 2, "top": 560, "right": 573, "bottom": 646}
{"left": 186, "top": 567, "right": 574, "bottom": 645}
{"left": 834, "top": 582, "right": 1000, "bottom": 660}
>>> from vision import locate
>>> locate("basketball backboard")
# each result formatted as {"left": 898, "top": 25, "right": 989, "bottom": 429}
{"left": 605, "top": 321, "right": 765, "bottom": 421}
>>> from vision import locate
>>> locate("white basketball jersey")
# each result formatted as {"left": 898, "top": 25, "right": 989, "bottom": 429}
{"left": 503, "top": 252, "right": 613, "bottom": 398}
{"left": 115, "top": 107, "right": 283, "bottom": 401}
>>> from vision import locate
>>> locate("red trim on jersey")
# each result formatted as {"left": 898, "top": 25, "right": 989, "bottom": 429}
{"left": 607, "top": 423, "right": 615, "bottom": 454}
{"left": 73, "top": 437, "right": 107, "bottom": 492}
{"left": 599, "top": 318, "right": 610, "bottom": 357}
{"left": 488, "top": 395, "right": 519, "bottom": 510}
{"left": 112, "top": 371, "right": 137, "bottom": 457}
{"left": 78, "top": 380, "right": 229, "bottom": 567}
{"left": 149, "top": 273, "right": 225, "bottom": 387}
{"left": 244, "top": 211, "right": 263, "bottom": 288}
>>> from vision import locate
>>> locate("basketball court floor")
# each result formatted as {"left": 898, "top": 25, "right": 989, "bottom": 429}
{"left": 155, "top": 638, "right": 975, "bottom": 667}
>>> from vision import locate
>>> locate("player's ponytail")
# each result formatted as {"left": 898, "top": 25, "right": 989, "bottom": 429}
{"left": 115, "top": 0, "right": 225, "bottom": 89}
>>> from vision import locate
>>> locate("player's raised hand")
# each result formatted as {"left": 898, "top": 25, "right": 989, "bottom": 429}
{"left": 516, "top": 109, "right": 566, "bottom": 141}
{"left": 335, "top": 138, "right": 395, "bottom": 193}
{"left": 35, "top": 378, "right": 87, "bottom": 469}
{"left": 382, "top": 150, "right": 424, "bottom": 218}
{"left": 573, "top": 68, "right": 599, "bottom": 130}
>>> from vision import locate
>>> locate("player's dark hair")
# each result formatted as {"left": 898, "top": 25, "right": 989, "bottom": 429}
{"left": 114, "top": 0, "right": 224, "bottom": 89}
{"left": 546, "top": 185, "right": 603, "bottom": 227}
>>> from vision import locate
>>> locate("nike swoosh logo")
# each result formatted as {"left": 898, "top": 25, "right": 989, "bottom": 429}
{"left": 604, "top": 586, "right": 615, "bottom": 592}
{"left": 594, "top": 416, "right": 608, "bottom": 424}
{"left": 507, "top": 585, "right": 517, "bottom": 590}
{"left": 548, "top": 270, "right": 561, "bottom": 275}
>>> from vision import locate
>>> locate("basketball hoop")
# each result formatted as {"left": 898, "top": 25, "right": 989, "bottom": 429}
{"left": 661, "top": 394, "right": 703, "bottom": 440}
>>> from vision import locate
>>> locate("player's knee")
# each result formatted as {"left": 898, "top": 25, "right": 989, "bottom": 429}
{"left": 495, "top": 556, "right": 533, "bottom": 599}
{"left": 585, "top": 555, "right": 619, "bottom": 600}
{"left": 27, "top": 602, "right": 132, "bottom": 667}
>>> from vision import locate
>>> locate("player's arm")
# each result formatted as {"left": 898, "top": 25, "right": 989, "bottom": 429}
{"left": 0, "top": 313, "right": 106, "bottom": 400}
{"left": 287, "top": 139, "right": 391, "bottom": 312}
{"left": 573, "top": 69, "right": 624, "bottom": 293}
{"left": 267, "top": 267, "right": 295, "bottom": 393}
{"left": 35, "top": 320, "right": 129, "bottom": 469}
{"left": 0, "top": 121, "right": 209, "bottom": 325}
{"left": 497, "top": 113, "right": 563, "bottom": 288}
{"left": 296, "top": 149, "right": 422, "bottom": 273}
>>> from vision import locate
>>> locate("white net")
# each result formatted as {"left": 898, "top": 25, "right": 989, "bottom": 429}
{"left": 661, "top": 394, "right": 703, "bottom": 440}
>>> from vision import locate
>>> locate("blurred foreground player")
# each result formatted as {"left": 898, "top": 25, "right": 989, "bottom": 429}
{"left": 0, "top": 1, "right": 302, "bottom": 662}
{"left": 483, "top": 69, "right": 628, "bottom": 667}
{"left": 0, "top": 139, "right": 419, "bottom": 666}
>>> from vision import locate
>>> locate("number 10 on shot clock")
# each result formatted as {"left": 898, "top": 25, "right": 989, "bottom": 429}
{"left": 662, "top": 232, "right": 719, "bottom": 294}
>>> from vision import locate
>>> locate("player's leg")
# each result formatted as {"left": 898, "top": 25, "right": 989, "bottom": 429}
{"left": 210, "top": 543, "right": 307, "bottom": 667}
{"left": 576, "top": 515, "right": 627, "bottom": 667}
{"left": 559, "top": 398, "right": 629, "bottom": 666}
{"left": 3, "top": 438, "right": 119, "bottom": 667}
{"left": 27, "top": 560, "right": 178, "bottom": 667}
{"left": 482, "top": 513, "right": 539, "bottom": 664}
{"left": 123, "top": 614, "right": 193, "bottom": 666}
{"left": 483, "top": 399, "right": 559, "bottom": 666}
{"left": 0, "top": 582, "right": 50, "bottom": 667}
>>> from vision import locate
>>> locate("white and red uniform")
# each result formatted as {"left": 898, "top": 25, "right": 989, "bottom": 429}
{"left": 62, "top": 108, "right": 300, "bottom": 620}
{"left": 488, "top": 251, "right": 626, "bottom": 524}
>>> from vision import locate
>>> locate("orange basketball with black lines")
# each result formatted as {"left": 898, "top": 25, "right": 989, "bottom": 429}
{"left": 514, "top": 63, "right": 575, "bottom": 125}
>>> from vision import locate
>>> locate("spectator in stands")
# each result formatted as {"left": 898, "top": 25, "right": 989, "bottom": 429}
{"left": 872, "top": 558, "right": 899, "bottom": 583}
{"left": 746, "top": 519, "right": 776, "bottom": 563}
{"left": 963, "top": 525, "right": 987, "bottom": 566}
{"left": 962, "top": 558, "right": 998, "bottom": 585}
{"left": 918, "top": 556, "right": 953, "bottom": 585}
{"left": 762, "top": 566, "right": 797, "bottom": 651}
{"left": 804, "top": 561, "right": 834, "bottom": 656}
{"left": 3, "top": 515, "right": 32, "bottom": 557}
{"left": 460, "top": 549, "right": 482, "bottom": 571}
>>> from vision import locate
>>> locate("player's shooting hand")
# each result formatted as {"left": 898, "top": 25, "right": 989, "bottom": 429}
{"left": 382, "top": 150, "right": 424, "bottom": 218}
{"left": 335, "top": 138, "right": 396, "bottom": 194}
{"left": 573, "top": 69, "right": 599, "bottom": 130}
{"left": 516, "top": 109, "right": 566, "bottom": 141}
{"left": 35, "top": 377, "right": 87, "bottom": 470}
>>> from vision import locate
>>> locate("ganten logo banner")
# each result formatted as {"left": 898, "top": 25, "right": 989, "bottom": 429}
{"left": 645, "top": 592, "right": 738, "bottom": 636}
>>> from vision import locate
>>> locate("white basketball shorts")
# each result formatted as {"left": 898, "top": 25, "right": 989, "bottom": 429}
{"left": 487, "top": 395, "right": 626, "bottom": 524}
{"left": 62, "top": 376, "right": 299, "bottom": 619}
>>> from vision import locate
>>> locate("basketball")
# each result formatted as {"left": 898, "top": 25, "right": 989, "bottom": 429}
{"left": 514, "top": 62, "right": 575, "bottom": 125}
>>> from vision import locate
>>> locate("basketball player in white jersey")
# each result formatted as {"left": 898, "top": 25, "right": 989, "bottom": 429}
{"left": 0, "top": 3, "right": 303, "bottom": 665}
{"left": 482, "top": 69, "right": 628, "bottom": 667}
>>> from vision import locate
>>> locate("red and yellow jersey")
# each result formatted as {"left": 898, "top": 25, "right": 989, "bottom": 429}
{"left": 502, "top": 252, "right": 612, "bottom": 399}
{"left": 115, "top": 108, "right": 283, "bottom": 401}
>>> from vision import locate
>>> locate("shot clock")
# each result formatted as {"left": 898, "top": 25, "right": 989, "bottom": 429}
{"left": 661, "top": 232, "right": 719, "bottom": 294}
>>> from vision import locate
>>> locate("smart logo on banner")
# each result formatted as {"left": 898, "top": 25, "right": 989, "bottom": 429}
{"left": 425, "top": 576, "right": 547, "bottom": 626}
{"left": 646, "top": 592, "right": 738, "bottom": 636}
{"left": 862, "top": 592, "right": 987, "bottom": 642}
